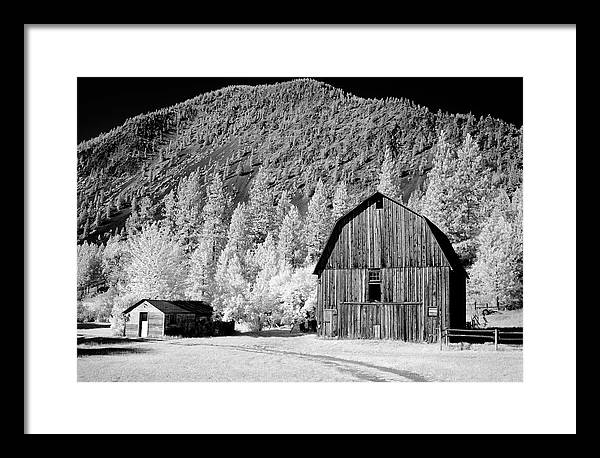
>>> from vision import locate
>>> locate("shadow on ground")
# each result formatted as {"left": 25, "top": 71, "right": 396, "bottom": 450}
{"left": 77, "top": 346, "right": 151, "bottom": 357}
{"left": 77, "top": 322, "right": 111, "bottom": 329}
{"left": 77, "top": 336, "right": 146, "bottom": 345}
{"left": 240, "top": 329, "right": 312, "bottom": 338}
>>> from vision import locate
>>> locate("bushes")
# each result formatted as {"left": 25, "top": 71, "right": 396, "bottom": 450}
{"left": 110, "top": 292, "right": 139, "bottom": 336}
{"left": 212, "top": 320, "right": 235, "bottom": 336}
{"left": 77, "top": 301, "right": 95, "bottom": 323}
{"left": 77, "top": 290, "right": 115, "bottom": 322}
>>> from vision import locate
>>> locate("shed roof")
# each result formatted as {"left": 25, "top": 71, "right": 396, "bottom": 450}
{"left": 122, "top": 299, "right": 213, "bottom": 315}
{"left": 312, "top": 191, "right": 466, "bottom": 276}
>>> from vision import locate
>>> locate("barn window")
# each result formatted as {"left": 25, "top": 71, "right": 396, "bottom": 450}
{"left": 368, "top": 284, "right": 381, "bottom": 302}
{"left": 368, "top": 269, "right": 381, "bottom": 283}
{"left": 368, "top": 269, "right": 381, "bottom": 302}
{"left": 375, "top": 197, "right": 383, "bottom": 209}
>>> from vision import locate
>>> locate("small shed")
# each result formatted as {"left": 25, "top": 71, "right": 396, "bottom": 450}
{"left": 313, "top": 192, "right": 466, "bottom": 343}
{"left": 122, "top": 299, "right": 213, "bottom": 338}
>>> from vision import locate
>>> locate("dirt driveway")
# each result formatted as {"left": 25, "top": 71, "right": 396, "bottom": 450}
{"left": 77, "top": 326, "right": 522, "bottom": 382}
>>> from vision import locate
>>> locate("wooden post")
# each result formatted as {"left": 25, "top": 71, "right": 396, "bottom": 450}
{"left": 494, "top": 328, "right": 499, "bottom": 351}
{"left": 439, "top": 326, "right": 442, "bottom": 351}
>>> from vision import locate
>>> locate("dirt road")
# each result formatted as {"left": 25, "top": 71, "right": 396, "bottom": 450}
{"left": 77, "top": 327, "right": 522, "bottom": 382}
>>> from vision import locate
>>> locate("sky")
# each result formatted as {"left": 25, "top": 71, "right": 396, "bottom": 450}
{"left": 77, "top": 77, "right": 523, "bottom": 143}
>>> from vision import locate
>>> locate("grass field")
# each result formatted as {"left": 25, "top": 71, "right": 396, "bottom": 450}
{"left": 77, "top": 324, "right": 522, "bottom": 382}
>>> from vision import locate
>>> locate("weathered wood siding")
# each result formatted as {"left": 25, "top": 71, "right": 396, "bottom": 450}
{"left": 337, "top": 303, "right": 422, "bottom": 341}
{"left": 316, "top": 195, "right": 465, "bottom": 342}
{"left": 124, "top": 301, "right": 165, "bottom": 337}
{"left": 318, "top": 266, "right": 451, "bottom": 341}
{"left": 321, "top": 197, "right": 452, "bottom": 270}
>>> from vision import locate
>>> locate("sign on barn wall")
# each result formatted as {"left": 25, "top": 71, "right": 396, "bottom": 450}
{"left": 428, "top": 307, "right": 438, "bottom": 317}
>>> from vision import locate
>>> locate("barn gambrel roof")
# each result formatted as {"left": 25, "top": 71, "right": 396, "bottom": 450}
{"left": 122, "top": 299, "right": 213, "bottom": 315}
{"left": 312, "top": 191, "right": 466, "bottom": 276}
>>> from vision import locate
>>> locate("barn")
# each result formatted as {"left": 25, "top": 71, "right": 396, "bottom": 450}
{"left": 122, "top": 299, "right": 214, "bottom": 338}
{"left": 313, "top": 192, "right": 466, "bottom": 342}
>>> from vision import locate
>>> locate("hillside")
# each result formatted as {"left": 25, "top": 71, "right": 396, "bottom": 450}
{"left": 77, "top": 78, "right": 523, "bottom": 243}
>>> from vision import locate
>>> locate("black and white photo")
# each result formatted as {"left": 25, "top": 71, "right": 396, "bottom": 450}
{"left": 76, "top": 76, "right": 524, "bottom": 382}
{"left": 25, "top": 25, "right": 576, "bottom": 434}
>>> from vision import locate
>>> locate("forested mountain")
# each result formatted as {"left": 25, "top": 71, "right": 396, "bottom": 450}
{"left": 77, "top": 78, "right": 523, "bottom": 330}
{"left": 77, "top": 78, "right": 522, "bottom": 244}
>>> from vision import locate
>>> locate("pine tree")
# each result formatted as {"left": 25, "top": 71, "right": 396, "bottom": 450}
{"left": 200, "top": 172, "right": 227, "bottom": 253}
{"left": 248, "top": 167, "right": 274, "bottom": 246}
{"left": 376, "top": 146, "right": 399, "bottom": 199}
{"left": 304, "top": 179, "right": 330, "bottom": 264}
{"left": 161, "top": 188, "right": 178, "bottom": 234}
{"left": 187, "top": 172, "right": 227, "bottom": 300}
{"left": 224, "top": 158, "right": 230, "bottom": 178}
{"left": 274, "top": 189, "right": 292, "bottom": 238}
{"left": 138, "top": 196, "right": 153, "bottom": 222}
{"left": 102, "top": 232, "right": 129, "bottom": 291}
{"left": 82, "top": 218, "right": 90, "bottom": 239}
{"left": 77, "top": 241, "right": 105, "bottom": 292}
{"left": 212, "top": 203, "right": 251, "bottom": 319}
{"left": 331, "top": 180, "right": 349, "bottom": 222}
{"left": 420, "top": 131, "right": 492, "bottom": 265}
{"left": 277, "top": 205, "right": 304, "bottom": 267}
{"left": 173, "top": 170, "right": 203, "bottom": 250}
{"left": 407, "top": 188, "right": 424, "bottom": 213}
{"left": 507, "top": 186, "right": 523, "bottom": 307}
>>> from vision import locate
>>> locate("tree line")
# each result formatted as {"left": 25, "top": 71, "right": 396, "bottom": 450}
{"left": 77, "top": 166, "right": 355, "bottom": 332}
{"left": 76, "top": 79, "right": 522, "bottom": 245}
{"left": 78, "top": 128, "right": 523, "bottom": 332}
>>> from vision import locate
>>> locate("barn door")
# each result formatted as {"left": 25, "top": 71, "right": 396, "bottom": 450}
{"left": 139, "top": 312, "right": 148, "bottom": 337}
{"left": 323, "top": 309, "right": 337, "bottom": 338}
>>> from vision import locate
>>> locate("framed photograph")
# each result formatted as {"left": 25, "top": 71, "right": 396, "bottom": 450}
{"left": 25, "top": 24, "right": 576, "bottom": 434}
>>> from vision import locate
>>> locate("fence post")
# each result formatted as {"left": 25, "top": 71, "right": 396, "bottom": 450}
{"left": 494, "top": 328, "right": 499, "bottom": 351}
{"left": 439, "top": 326, "right": 442, "bottom": 351}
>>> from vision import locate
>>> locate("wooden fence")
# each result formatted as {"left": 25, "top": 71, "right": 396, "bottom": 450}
{"left": 440, "top": 327, "right": 523, "bottom": 350}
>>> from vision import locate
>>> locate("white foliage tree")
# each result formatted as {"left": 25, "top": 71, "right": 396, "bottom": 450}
{"left": 248, "top": 167, "right": 274, "bottom": 246}
{"left": 274, "top": 188, "right": 292, "bottom": 240}
{"left": 278, "top": 265, "right": 318, "bottom": 326}
{"left": 173, "top": 170, "right": 204, "bottom": 251}
{"left": 213, "top": 202, "right": 252, "bottom": 320}
{"left": 244, "top": 233, "right": 280, "bottom": 331}
{"left": 124, "top": 222, "right": 187, "bottom": 300}
{"left": 376, "top": 146, "right": 399, "bottom": 199}
{"left": 420, "top": 131, "right": 492, "bottom": 264}
{"left": 331, "top": 180, "right": 350, "bottom": 222}
{"left": 187, "top": 172, "right": 227, "bottom": 300}
{"left": 304, "top": 179, "right": 330, "bottom": 264}
{"left": 277, "top": 204, "right": 305, "bottom": 268}
{"left": 467, "top": 187, "right": 523, "bottom": 309}
{"left": 77, "top": 241, "right": 105, "bottom": 292}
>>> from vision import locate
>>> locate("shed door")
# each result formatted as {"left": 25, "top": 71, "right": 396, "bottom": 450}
{"left": 139, "top": 312, "right": 148, "bottom": 337}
